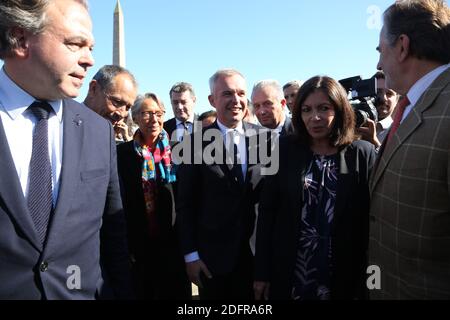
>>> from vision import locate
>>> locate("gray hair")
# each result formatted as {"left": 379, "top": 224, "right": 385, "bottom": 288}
{"left": 0, "top": 0, "right": 88, "bottom": 59}
{"left": 209, "top": 68, "right": 245, "bottom": 94}
{"left": 131, "top": 92, "right": 165, "bottom": 122}
{"left": 93, "top": 64, "right": 138, "bottom": 93}
{"left": 251, "top": 79, "right": 284, "bottom": 101}
{"left": 282, "top": 80, "right": 303, "bottom": 91}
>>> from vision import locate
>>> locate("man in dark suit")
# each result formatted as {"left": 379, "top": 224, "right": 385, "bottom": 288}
{"left": 164, "top": 82, "right": 197, "bottom": 143}
{"left": 176, "top": 69, "right": 265, "bottom": 299}
{"left": 0, "top": 0, "right": 132, "bottom": 299}
{"left": 282, "top": 80, "right": 303, "bottom": 115}
{"left": 251, "top": 79, "right": 294, "bottom": 136}
{"left": 369, "top": 0, "right": 450, "bottom": 299}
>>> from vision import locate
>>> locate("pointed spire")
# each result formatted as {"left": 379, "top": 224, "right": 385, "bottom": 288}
{"left": 114, "top": 0, "right": 122, "bottom": 14}
{"left": 113, "top": 0, "right": 125, "bottom": 67}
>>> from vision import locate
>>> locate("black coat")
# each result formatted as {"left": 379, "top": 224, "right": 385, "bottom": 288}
{"left": 176, "top": 121, "right": 266, "bottom": 275}
{"left": 254, "top": 136, "right": 376, "bottom": 299}
{"left": 117, "top": 141, "right": 190, "bottom": 299}
{"left": 163, "top": 116, "right": 199, "bottom": 143}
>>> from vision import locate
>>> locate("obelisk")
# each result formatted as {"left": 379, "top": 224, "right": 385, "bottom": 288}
{"left": 113, "top": 0, "right": 125, "bottom": 67}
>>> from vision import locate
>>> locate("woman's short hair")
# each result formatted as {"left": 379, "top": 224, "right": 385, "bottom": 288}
{"left": 131, "top": 92, "right": 165, "bottom": 123}
{"left": 292, "top": 75, "right": 355, "bottom": 148}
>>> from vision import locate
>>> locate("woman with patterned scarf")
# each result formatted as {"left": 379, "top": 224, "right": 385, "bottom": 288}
{"left": 117, "top": 93, "right": 191, "bottom": 299}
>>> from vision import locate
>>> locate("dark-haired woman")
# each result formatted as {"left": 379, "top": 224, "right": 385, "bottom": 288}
{"left": 254, "top": 76, "right": 376, "bottom": 300}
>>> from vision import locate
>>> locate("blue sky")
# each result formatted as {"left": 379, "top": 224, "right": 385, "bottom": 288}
{"left": 4, "top": 0, "right": 395, "bottom": 119}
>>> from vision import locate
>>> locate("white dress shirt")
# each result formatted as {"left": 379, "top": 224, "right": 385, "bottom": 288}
{"left": 216, "top": 120, "right": 247, "bottom": 177}
{"left": 402, "top": 63, "right": 450, "bottom": 123}
{"left": 0, "top": 68, "right": 63, "bottom": 206}
{"left": 376, "top": 115, "right": 393, "bottom": 144}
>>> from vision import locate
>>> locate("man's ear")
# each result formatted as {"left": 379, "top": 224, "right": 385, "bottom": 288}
{"left": 89, "top": 80, "right": 99, "bottom": 93}
{"left": 208, "top": 94, "right": 215, "bottom": 108}
{"left": 10, "top": 27, "right": 29, "bottom": 58}
{"left": 397, "top": 34, "right": 410, "bottom": 62}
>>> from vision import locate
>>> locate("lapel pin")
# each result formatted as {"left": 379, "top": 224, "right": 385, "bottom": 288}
{"left": 73, "top": 116, "right": 82, "bottom": 126}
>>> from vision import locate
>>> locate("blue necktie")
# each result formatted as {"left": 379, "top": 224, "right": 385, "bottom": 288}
{"left": 28, "top": 101, "right": 53, "bottom": 244}
{"left": 228, "top": 130, "right": 244, "bottom": 184}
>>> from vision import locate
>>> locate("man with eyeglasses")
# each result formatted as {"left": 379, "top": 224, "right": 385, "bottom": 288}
{"left": 84, "top": 65, "right": 138, "bottom": 143}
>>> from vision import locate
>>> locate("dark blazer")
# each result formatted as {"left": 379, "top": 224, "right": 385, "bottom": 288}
{"left": 0, "top": 99, "right": 132, "bottom": 299}
{"left": 176, "top": 121, "right": 265, "bottom": 275}
{"left": 280, "top": 116, "right": 295, "bottom": 136}
{"left": 117, "top": 141, "right": 190, "bottom": 299}
{"left": 164, "top": 116, "right": 198, "bottom": 143}
{"left": 163, "top": 117, "right": 178, "bottom": 140}
{"left": 255, "top": 136, "right": 376, "bottom": 299}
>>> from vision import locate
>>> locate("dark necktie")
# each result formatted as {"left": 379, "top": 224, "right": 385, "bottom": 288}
{"left": 183, "top": 122, "right": 190, "bottom": 135}
{"left": 228, "top": 130, "right": 244, "bottom": 184}
{"left": 28, "top": 101, "right": 53, "bottom": 244}
{"left": 177, "top": 122, "right": 190, "bottom": 142}
{"left": 385, "top": 96, "right": 410, "bottom": 145}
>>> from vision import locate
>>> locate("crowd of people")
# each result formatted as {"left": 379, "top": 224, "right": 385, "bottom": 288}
{"left": 0, "top": 0, "right": 449, "bottom": 300}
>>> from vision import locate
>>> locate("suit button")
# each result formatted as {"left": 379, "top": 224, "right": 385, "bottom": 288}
{"left": 40, "top": 261, "right": 49, "bottom": 272}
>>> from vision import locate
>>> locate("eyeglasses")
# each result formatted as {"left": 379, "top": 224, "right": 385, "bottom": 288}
{"left": 103, "top": 92, "right": 133, "bottom": 111}
{"left": 141, "top": 111, "right": 165, "bottom": 119}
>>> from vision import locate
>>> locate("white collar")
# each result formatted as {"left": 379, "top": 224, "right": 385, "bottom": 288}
{"left": 216, "top": 119, "right": 245, "bottom": 136}
{"left": 0, "top": 67, "right": 63, "bottom": 122}
{"left": 406, "top": 63, "right": 450, "bottom": 108}
{"left": 378, "top": 116, "right": 393, "bottom": 130}
{"left": 175, "top": 114, "right": 195, "bottom": 126}
{"left": 274, "top": 116, "right": 286, "bottom": 133}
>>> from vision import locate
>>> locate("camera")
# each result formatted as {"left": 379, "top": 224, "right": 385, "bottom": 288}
{"left": 339, "top": 76, "right": 378, "bottom": 127}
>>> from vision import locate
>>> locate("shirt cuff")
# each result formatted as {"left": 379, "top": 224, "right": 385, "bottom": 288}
{"left": 184, "top": 251, "right": 200, "bottom": 263}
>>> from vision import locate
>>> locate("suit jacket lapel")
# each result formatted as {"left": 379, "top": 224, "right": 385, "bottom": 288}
{"left": 205, "top": 122, "right": 230, "bottom": 180}
{"left": 281, "top": 117, "right": 293, "bottom": 136}
{"left": 334, "top": 147, "right": 353, "bottom": 226}
{"left": 371, "top": 67, "right": 450, "bottom": 192}
{"left": 0, "top": 116, "right": 42, "bottom": 251}
{"left": 44, "top": 100, "right": 84, "bottom": 253}
{"left": 287, "top": 139, "right": 307, "bottom": 230}
{"left": 244, "top": 122, "right": 262, "bottom": 188}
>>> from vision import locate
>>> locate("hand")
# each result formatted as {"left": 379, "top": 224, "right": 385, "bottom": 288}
{"left": 356, "top": 119, "right": 381, "bottom": 148}
{"left": 114, "top": 120, "right": 131, "bottom": 141}
{"left": 186, "top": 259, "right": 212, "bottom": 288}
{"left": 253, "top": 281, "right": 270, "bottom": 300}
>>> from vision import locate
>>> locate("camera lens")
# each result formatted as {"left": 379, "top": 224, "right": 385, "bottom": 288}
{"left": 354, "top": 110, "right": 369, "bottom": 127}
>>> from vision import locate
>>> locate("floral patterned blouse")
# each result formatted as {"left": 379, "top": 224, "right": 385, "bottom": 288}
{"left": 292, "top": 153, "right": 338, "bottom": 300}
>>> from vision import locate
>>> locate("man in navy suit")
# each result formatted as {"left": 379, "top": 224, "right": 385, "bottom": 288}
{"left": 0, "top": 0, "right": 132, "bottom": 299}
{"left": 176, "top": 69, "right": 265, "bottom": 299}
{"left": 164, "top": 82, "right": 197, "bottom": 143}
